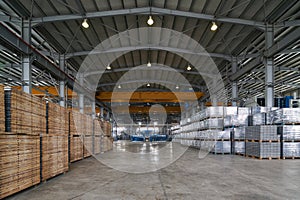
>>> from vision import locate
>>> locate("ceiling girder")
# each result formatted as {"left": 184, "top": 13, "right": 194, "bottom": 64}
{"left": 85, "top": 65, "right": 212, "bottom": 78}
{"left": 31, "top": 7, "right": 265, "bottom": 29}
{"left": 98, "top": 79, "right": 205, "bottom": 90}
{"left": 265, "top": 27, "right": 300, "bottom": 57}
{"left": 65, "top": 45, "right": 231, "bottom": 60}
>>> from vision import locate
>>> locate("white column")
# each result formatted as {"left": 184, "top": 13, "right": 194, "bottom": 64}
{"left": 232, "top": 57, "right": 238, "bottom": 106}
{"left": 79, "top": 73, "right": 84, "bottom": 113}
{"left": 59, "top": 55, "right": 65, "bottom": 107}
{"left": 21, "top": 19, "right": 32, "bottom": 94}
{"left": 91, "top": 101, "right": 96, "bottom": 119}
{"left": 265, "top": 24, "right": 274, "bottom": 107}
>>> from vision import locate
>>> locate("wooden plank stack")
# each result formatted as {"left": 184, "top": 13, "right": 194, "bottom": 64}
{"left": 94, "top": 119, "right": 102, "bottom": 154}
{"left": 48, "top": 102, "right": 67, "bottom": 135}
{"left": 70, "top": 110, "right": 84, "bottom": 162}
{"left": 42, "top": 102, "right": 68, "bottom": 181}
{"left": 102, "top": 136, "right": 114, "bottom": 152}
{"left": 83, "top": 135, "right": 92, "bottom": 158}
{"left": 9, "top": 88, "right": 46, "bottom": 135}
{"left": 70, "top": 135, "right": 83, "bottom": 162}
{"left": 0, "top": 132, "right": 40, "bottom": 199}
{"left": 0, "top": 87, "right": 44, "bottom": 199}
{"left": 41, "top": 134, "right": 68, "bottom": 181}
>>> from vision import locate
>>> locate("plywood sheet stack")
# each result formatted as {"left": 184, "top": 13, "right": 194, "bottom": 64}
{"left": 103, "top": 120, "right": 112, "bottom": 137}
{"left": 82, "top": 114, "right": 93, "bottom": 157}
{"left": 41, "top": 134, "right": 68, "bottom": 181}
{"left": 0, "top": 133, "right": 40, "bottom": 199}
{"left": 94, "top": 119, "right": 102, "bottom": 154}
{"left": 69, "top": 110, "right": 84, "bottom": 162}
{"left": 42, "top": 102, "right": 68, "bottom": 181}
{"left": 102, "top": 136, "right": 113, "bottom": 152}
{"left": 83, "top": 135, "right": 92, "bottom": 158}
{"left": 0, "top": 87, "right": 46, "bottom": 198}
{"left": 31, "top": 95, "right": 46, "bottom": 135}
{"left": 48, "top": 102, "right": 67, "bottom": 135}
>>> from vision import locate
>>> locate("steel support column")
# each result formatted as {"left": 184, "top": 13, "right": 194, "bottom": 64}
{"left": 231, "top": 57, "right": 238, "bottom": 106}
{"left": 91, "top": 101, "right": 96, "bottom": 119}
{"left": 21, "top": 19, "right": 32, "bottom": 94}
{"left": 59, "top": 55, "right": 65, "bottom": 107}
{"left": 79, "top": 74, "right": 84, "bottom": 113}
{"left": 265, "top": 25, "right": 274, "bottom": 107}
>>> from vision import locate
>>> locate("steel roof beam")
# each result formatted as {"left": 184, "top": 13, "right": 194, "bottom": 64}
{"left": 85, "top": 65, "right": 209, "bottom": 78}
{"left": 98, "top": 80, "right": 205, "bottom": 90}
{"left": 65, "top": 45, "right": 231, "bottom": 60}
{"left": 31, "top": 7, "right": 265, "bottom": 29}
{"left": 265, "top": 27, "right": 300, "bottom": 57}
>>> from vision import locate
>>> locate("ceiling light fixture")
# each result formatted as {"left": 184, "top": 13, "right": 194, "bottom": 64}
{"left": 211, "top": 22, "right": 218, "bottom": 31}
{"left": 147, "top": 83, "right": 150, "bottom": 87}
{"left": 187, "top": 64, "right": 192, "bottom": 71}
{"left": 147, "top": 61, "right": 151, "bottom": 67}
{"left": 118, "top": 85, "right": 121, "bottom": 89}
{"left": 82, "top": 19, "right": 89, "bottom": 28}
{"left": 106, "top": 64, "right": 111, "bottom": 70}
{"left": 147, "top": 16, "right": 154, "bottom": 26}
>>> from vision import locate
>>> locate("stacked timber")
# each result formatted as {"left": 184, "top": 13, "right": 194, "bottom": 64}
{"left": 69, "top": 110, "right": 84, "bottom": 162}
{"left": 41, "top": 134, "right": 68, "bottom": 181}
{"left": 42, "top": 102, "right": 68, "bottom": 181}
{"left": 93, "top": 119, "right": 102, "bottom": 154}
{"left": 0, "top": 87, "right": 42, "bottom": 199}
{"left": 0, "top": 132, "right": 40, "bottom": 199}
{"left": 83, "top": 114, "right": 93, "bottom": 157}
{"left": 48, "top": 102, "right": 67, "bottom": 135}
{"left": 94, "top": 119, "right": 113, "bottom": 153}
{"left": 7, "top": 88, "right": 46, "bottom": 134}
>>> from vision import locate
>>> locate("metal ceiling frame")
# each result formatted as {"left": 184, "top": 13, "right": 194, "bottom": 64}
{"left": 30, "top": 7, "right": 265, "bottom": 29}
{"left": 65, "top": 45, "right": 231, "bottom": 60}
{"left": 98, "top": 79, "right": 204, "bottom": 90}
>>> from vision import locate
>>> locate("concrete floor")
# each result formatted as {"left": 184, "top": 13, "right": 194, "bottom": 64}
{"left": 7, "top": 141, "right": 300, "bottom": 200}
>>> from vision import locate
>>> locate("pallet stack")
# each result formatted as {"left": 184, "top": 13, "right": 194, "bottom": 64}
{"left": 42, "top": 102, "right": 68, "bottom": 181}
{"left": 93, "top": 119, "right": 102, "bottom": 154}
{"left": 0, "top": 87, "right": 42, "bottom": 199}
{"left": 8, "top": 88, "right": 46, "bottom": 134}
{"left": 83, "top": 114, "right": 93, "bottom": 157}
{"left": 100, "top": 120, "right": 113, "bottom": 152}
{"left": 0, "top": 132, "right": 40, "bottom": 199}
{"left": 245, "top": 126, "right": 280, "bottom": 159}
{"left": 69, "top": 110, "right": 84, "bottom": 162}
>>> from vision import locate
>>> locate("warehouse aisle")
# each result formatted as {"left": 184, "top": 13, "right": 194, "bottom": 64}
{"left": 7, "top": 142, "right": 300, "bottom": 200}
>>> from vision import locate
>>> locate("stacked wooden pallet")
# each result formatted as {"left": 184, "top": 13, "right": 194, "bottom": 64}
{"left": 94, "top": 119, "right": 104, "bottom": 136}
{"left": 48, "top": 102, "right": 67, "bottom": 135}
{"left": 94, "top": 119, "right": 102, "bottom": 154}
{"left": 42, "top": 134, "right": 68, "bottom": 181}
{"left": 9, "top": 89, "right": 46, "bottom": 134}
{"left": 102, "top": 136, "right": 113, "bottom": 152}
{"left": 94, "top": 136, "right": 101, "bottom": 154}
{"left": 69, "top": 110, "right": 84, "bottom": 162}
{"left": 83, "top": 135, "right": 92, "bottom": 158}
{"left": 42, "top": 102, "right": 68, "bottom": 181}
{"left": 0, "top": 132, "right": 40, "bottom": 199}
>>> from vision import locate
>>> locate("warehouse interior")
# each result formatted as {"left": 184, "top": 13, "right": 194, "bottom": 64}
{"left": 1, "top": 0, "right": 300, "bottom": 199}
